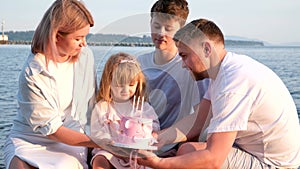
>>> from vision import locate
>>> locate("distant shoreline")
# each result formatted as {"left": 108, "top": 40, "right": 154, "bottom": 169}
{"left": 2, "top": 40, "right": 300, "bottom": 47}
{"left": 1, "top": 40, "right": 265, "bottom": 47}
{"left": 1, "top": 31, "right": 265, "bottom": 47}
{"left": 2, "top": 31, "right": 300, "bottom": 47}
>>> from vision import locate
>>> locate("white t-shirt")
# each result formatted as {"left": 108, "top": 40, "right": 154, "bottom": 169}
{"left": 205, "top": 52, "right": 300, "bottom": 168}
{"left": 48, "top": 60, "right": 74, "bottom": 112}
{"left": 138, "top": 51, "right": 209, "bottom": 129}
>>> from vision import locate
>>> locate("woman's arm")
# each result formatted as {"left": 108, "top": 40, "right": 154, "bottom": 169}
{"left": 48, "top": 126, "right": 99, "bottom": 147}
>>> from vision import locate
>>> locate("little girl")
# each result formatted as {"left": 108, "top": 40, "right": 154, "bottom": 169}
{"left": 90, "top": 52, "right": 160, "bottom": 169}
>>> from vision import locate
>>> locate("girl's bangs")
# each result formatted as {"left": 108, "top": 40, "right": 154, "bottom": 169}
{"left": 112, "top": 63, "right": 140, "bottom": 86}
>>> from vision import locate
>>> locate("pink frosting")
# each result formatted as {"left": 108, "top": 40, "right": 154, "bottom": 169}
{"left": 116, "top": 116, "right": 154, "bottom": 146}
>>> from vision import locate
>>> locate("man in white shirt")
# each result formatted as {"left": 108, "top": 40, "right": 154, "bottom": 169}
{"left": 138, "top": 18, "right": 300, "bottom": 169}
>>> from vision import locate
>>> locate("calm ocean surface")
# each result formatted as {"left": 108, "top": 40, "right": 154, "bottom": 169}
{"left": 0, "top": 45, "right": 299, "bottom": 168}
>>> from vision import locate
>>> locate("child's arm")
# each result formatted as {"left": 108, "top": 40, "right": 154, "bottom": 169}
{"left": 90, "top": 101, "right": 112, "bottom": 144}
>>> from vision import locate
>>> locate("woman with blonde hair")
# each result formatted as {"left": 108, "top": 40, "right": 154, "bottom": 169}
{"left": 4, "top": 0, "right": 99, "bottom": 168}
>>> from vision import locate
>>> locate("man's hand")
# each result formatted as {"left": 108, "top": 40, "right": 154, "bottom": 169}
{"left": 137, "top": 149, "right": 162, "bottom": 168}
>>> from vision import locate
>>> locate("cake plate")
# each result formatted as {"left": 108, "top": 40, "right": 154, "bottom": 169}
{"left": 113, "top": 142, "right": 157, "bottom": 150}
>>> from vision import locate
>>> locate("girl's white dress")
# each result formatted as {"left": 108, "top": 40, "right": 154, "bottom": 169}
{"left": 90, "top": 100, "right": 160, "bottom": 169}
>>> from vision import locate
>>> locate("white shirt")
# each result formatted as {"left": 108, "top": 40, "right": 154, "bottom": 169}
{"left": 12, "top": 47, "right": 96, "bottom": 136}
{"left": 48, "top": 60, "right": 73, "bottom": 112}
{"left": 205, "top": 52, "right": 300, "bottom": 168}
{"left": 4, "top": 47, "right": 96, "bottom": 169}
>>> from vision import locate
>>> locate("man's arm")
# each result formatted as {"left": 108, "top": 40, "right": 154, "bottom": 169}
{"left": 139, "top": 131, "right": 237, "bottom": 169}
{"left": 156, "top": 98, "right": 211, "bottom": 147}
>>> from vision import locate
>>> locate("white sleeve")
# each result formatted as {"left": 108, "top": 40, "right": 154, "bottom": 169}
{"left": 90, "top": 102, "right": 112, "bottom": 142}
{"left": 203, "top": 82, "right": 211, "bottom": 101}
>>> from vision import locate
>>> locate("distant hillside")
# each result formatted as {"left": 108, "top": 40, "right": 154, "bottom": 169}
{"left": 3, "top": 31, "right": 34, "bottom": 41}
{"left": 87, "top": 33, "right": 153, "bottom": 46}
{"left": 225, "top": 35, "right": 264, "bottom": 46}
{"left": 1, "top": 31, "right": 264, "bottom": 46}
{"left": 225, "top": 40, "right": 263, "bottom": 46}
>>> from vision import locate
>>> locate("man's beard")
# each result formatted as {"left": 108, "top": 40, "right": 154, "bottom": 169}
{"left": 191, "top": 70, "right": 208, "bottom": 81}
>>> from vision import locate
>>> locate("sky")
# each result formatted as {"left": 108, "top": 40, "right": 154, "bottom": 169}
{"left": 1, "top": 0, "right": 300, "bottom": 45}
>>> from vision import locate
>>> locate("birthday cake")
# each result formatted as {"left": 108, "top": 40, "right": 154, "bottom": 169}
{"left": 113, "top": 116, "right": 157, "bottom": 150}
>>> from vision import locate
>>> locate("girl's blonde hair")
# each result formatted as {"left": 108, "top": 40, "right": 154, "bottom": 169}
{"left": 97, "top": 52, "right": 148, "bottom": 104}
{"left": 31, "top": 0, "right": 94, "bottom": 64}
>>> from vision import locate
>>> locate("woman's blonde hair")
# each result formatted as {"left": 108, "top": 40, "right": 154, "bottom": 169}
{"left": 97, "top": 52, "right": 148, "bottom": 105}
{"left": 31, "top": 0, "right": 94, "bottom": 64}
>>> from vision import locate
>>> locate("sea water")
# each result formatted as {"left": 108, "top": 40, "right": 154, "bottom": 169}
{"left": 0, "top": 45, "right": 299, "bottom": 168}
